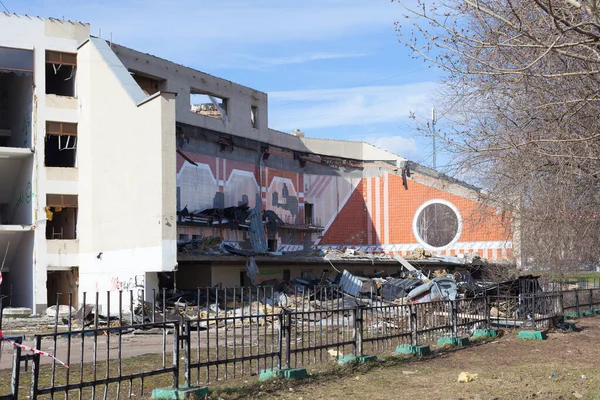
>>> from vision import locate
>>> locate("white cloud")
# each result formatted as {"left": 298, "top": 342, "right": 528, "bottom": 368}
{"left": 268, "top": 81, "right": 439, "bottom": 131}
{"left": 40, "top": 0, "right": 399, "bottom": 47}
{"left": 365, "top": 135, "right": 419, "bottom": 160}
{"left": 233, "top": 52, "right": 370, "bottom": 68}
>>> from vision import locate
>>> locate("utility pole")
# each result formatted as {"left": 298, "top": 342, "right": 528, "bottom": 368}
{"left": 431, "top": 108, "right": 437, "bottom": 171}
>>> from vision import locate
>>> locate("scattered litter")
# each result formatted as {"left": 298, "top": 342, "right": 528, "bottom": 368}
{"left": 573, "top": 392, "right": 584, "bottom": 399}
{"left": 402, "top": 370, "right": 418, "bottom": 375}
{"left": 549, "top": 372, "right": 557, "bottom": 379}
{"left": 458, "top": 372, "right": 478, "bottom": 383}
{"left": 581, "top": 375, "right": 587, "bottom": 380}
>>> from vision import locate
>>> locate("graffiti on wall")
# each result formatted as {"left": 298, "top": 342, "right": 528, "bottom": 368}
{"left": 109, "top": 274, "right": 145, "bottom": 292}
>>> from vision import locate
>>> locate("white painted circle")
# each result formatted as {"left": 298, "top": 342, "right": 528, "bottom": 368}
{"left": 412, "top": 199, "right": 462, "bottom": 251}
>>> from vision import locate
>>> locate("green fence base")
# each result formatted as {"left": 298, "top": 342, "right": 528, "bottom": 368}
{"left": 259, "top": 368, "right": 308, "bottom": 381}
{"left": 567, "top": 312, "right": 584, "bottom": 318}
{"left": 472, "top": 329, "right": 499, "bottom": 339}
{"left": 517, "top": 330, "right": 547, "bottom": 341}
{"left": 583, "top": 310, "right": 597, "bottom": 316}
{"left": 152, "top": 386, "right": 209, "bottom": 399}
{"left": 395, "top": 344, "right": 431, "bottom": 356}
{"left": 437, "top": 337, "right": 470, "bottom": 347}
{"left": 337, "top": 355, "right": 378, "bottom": 365}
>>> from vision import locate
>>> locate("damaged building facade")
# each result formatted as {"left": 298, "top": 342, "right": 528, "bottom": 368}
{"left": 0, "top": 13, "right": 512, "bottom": 312}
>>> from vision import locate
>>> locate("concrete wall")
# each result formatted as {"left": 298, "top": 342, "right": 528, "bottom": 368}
{"left": 6, "top": 158, "right": 33, "bottom": 225}
{"left": 77, "top": 39, "right": 176, "bottom": 310}
{"left": 0, "top": 14, "right": 90, "bottom": 311}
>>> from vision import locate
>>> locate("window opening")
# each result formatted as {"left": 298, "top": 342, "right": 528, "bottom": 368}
{"left": 190, "top": 90, "right": 228, "bottom": 125}
{"left": 45, "top": 121, "right": 77, "bottom": 167}
{"left": 268, "top": 238, "right": 278, "bottom": 252}
{"left": 301, "top": 270, "right": 313, "bottom": 280}
{"left": 414, "top": 201, "right": 461, "bottom": 249}
{"left": 130, "top": 70, "right": 164, "bottom": 96}
{"left": 251, "top": 106, "right": 258, "bottom": 128}
{"left": 46, "top": 50, "right": 76, "bottom": 97}
{"left": 304, "top": 203, "right": 314, "bottom": 225}
{"left": 45, "top": 194, "right": 78, "bottom": 240}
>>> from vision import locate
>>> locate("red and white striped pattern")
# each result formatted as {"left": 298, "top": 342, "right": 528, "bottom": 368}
{"left": 0, "top": 331, "right": 69, "bottom": 368}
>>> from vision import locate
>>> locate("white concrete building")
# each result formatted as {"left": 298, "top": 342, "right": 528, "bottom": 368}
{"left": 0, "top": 14, "right": 177, "bottom": 313}
{"left": 0, "top": 14, "right": 514, "bottom": 313}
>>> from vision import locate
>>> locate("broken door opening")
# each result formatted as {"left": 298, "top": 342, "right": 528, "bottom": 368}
{"left": 46, "top": 194, "right": 78, "bottom": 240}
{"left": 47, "top": 268, "right": 78, "bottom": 306}
{"left": 46, "top": 50, "right": 76, "bottom": 97}
{"left": 45, "top": 121, "right": 77, "bottom": 167}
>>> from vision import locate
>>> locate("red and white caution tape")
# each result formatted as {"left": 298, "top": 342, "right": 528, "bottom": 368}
{"left": 0, "top": 330, "right": 69, "bottom": 368}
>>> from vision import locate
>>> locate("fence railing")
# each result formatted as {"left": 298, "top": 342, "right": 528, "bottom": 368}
{"left": 1, "top": 286, "right": 600, "bottom": 399}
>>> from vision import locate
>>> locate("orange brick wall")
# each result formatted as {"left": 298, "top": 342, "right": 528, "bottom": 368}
{"left": 322, "top": 172, "right": 511, "bottom": 249}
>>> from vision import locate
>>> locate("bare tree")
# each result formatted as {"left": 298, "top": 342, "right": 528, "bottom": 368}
{"left": 395, "top": 0, "right": 600, "bottom": 270}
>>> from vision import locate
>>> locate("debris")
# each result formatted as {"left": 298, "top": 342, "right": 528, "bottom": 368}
{"left": 381, "top": 278, "right": 423, "bottom": 301}
{"left": 246, "top": 257, "right": 259, "bottom": 285}
{"left": 1, "top": 307, "right": 32, "bottom": 318}
{"left": 328, "top": 349, "right": 341, "bottom": 358}
{"left": 573, "top": 392, "right": 584, "bottom": 399}
{"left": 402, "top": 370, "right": 418, "bottom": 375}
{"left": 407, "top": 277, "right": 457, "bottom": 303}
{"left": 458, "top": 372, "right": 478, "bottom": 383}
{"left": 549, "top": 372, "right": 557, "bottom": 379}
{"left": 46, "top": 305, "right": 76, "bottom": 319}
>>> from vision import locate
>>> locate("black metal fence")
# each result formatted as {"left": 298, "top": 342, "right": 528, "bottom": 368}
{"left": 1, "top": 286, "right": 600, "bottom": 399}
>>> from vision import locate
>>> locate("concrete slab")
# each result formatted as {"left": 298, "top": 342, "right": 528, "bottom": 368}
{"left": 337, "top": 355, "right": 377, "bottom": 365}
{"left": 259, "top": 368, "right": 307, "bottom": 381}
{"left": 151, "top": 386, "right": 209, "bottom": 399}
{"left": 395, "top": 344, "right": 431, "bottom": 356}
{"left": 472, "top": 329, "right": 498, "bottom": 339}
{"left": 437, "top": 337, "right": 470, "bottom": 347}
{"left": 518, "top": 330, "right": 547, "bottom": 341}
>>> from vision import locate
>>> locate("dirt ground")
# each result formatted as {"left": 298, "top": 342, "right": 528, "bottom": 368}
{"left": 212, "top": 315, "right": 600, "bottom": 400}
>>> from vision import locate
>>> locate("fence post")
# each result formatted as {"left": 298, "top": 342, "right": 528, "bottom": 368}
{"left": 355, "top": 306, "right": 363, "bottom": 357}
{"left": 451, "top": 300, "right": 458, "bottom": 338}
{"left": 172, "top": 322, "right": 180, "bottom": 390}
{"left": 575, "top": 290, "right": 580, "bottom": 315}
{"left": 277, "top": 311, "right": 283, "bottom": 369}
{"left": 559, "top": 291, "right": 564, "bottom": 317}
{"left": 10, "top": 335, "right": 22, "bottom": 399}
{"left": 484, "top": 295, "right": 491, "bottom": 329}
{"left": 285, "top": 310, "right": 292, "bottom": 369}
{"left": 531, "top": 292, "right": 537, "bottom": 330}
{"left": 30, "top": 335, "right": 42, "bottom": 399}
{"left": 411, "top": 303, "right": 419, "bottom": 346}
{"left": 589, "top": 289, "right": 593, "bottom": 312}
{"left": 183, "top": 321, "right": 191, "bottom": 388}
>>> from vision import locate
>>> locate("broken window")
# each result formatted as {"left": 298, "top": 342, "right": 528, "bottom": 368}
{"left": 46, "top": 50, "right": 76, "bottom": 97}
{"left": 179, "top": 234, "right": 190, "bottom": 241}
{"left": 251, "top": 106, "right": 258, "bottom": 128}
{"left": 0, "top": 46, "right": 33, "bottom": 73}
{"left": 130, "top": 70, "right": 163, "bottom": 96}
{"left": 301, "top": 270, "right": 313, "bottom": 280}
{"left": 304, "top": 203, "right": 314, "bottom": 225}
{"left": 268, "top": 238, "right": 278, "bottom": 252}
{"left": 415, "top": 201, "right": 460, "bottom": 248}
{"left": 45, "top": 121, "right": 77, "bottom": 167}
{"left": 190, "top": 90, "right": 228, "bottom": 123}
{"left": 45, "top": 194, "right": 78, "bottom": 240}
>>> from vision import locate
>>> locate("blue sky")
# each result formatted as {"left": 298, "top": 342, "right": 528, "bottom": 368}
{"left": 10, "top": 0, "right": 446, "bottom": 166}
